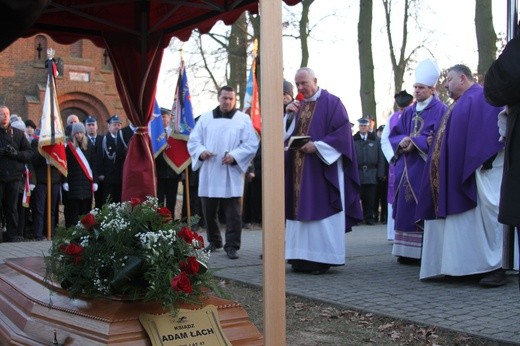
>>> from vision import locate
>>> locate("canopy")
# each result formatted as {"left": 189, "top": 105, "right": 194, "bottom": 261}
{"left": 0, "top": 0, "right": 48, "bottom": 51}
{"left": 11, "top": 0, "right": 300, "bottom": 201}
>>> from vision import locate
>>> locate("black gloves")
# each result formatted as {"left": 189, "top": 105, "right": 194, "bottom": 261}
{"left": 0, "top": 144, "right": 18, "bottom": 158}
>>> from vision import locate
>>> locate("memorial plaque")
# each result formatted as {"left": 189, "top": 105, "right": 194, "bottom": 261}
{"left": 140, "top": 305, "right": 231, "bottom": 346}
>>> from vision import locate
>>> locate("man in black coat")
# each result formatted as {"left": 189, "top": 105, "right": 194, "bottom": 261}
{"left": 0, "top": 105, "right": 34, "bottom": 242}
{"left": 353, "top": 117, "right": 385, "bottom": 225}
{"left": 97, "top": 115, "right": 126, "bottom": 204}
{"left": 484, "top": 33, "right": 520, "bottom": 288}
{"left": 85, "top": 115, "right": 104, "bottom": 209}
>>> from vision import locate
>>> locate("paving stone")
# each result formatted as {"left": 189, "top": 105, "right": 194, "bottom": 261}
{"left": 1, "top": 225, "right": 519, "bottom": 344}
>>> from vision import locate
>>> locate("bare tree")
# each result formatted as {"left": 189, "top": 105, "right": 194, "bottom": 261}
{"left": 227, "top": 13, "right": 249, "bottom": 105}
{"left": 183, "top": 13, "right": 250, "bottom": 108}
{"left": 166, "top": 4, "right": 330, "bottom": 109}
{"left": 358, "top": 0, "right": 376, "bottom": 119}
{"left": 381, "top": 0, "right": 432, "bottom": 109}
{"left": 298, "top": 0, "right": 314, "bottom": 67}
{"left": 382, "top": 0, "right": 413, "bottom": 95}
{"left": 282, "top": 0, "right": 340, "bottom": 68}
{"left": 475, "top": 0, "right": 497, "bottom": 81}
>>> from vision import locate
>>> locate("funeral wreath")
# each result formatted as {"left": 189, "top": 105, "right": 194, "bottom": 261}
{"left": 45, "top": 197, "right": 215, "bottom": 312}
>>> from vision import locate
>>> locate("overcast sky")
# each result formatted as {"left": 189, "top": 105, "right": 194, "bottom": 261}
{"left": 157, "top": 0, "right": 509, "bottom": 124}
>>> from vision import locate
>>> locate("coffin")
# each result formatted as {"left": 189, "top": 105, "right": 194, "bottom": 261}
{"left": 0, "top": 256, "right": 263, "bottom": 345}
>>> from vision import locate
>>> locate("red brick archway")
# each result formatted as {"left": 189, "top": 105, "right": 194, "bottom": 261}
{"left": 59, "top": 91, "right": 110, "bottom": 133}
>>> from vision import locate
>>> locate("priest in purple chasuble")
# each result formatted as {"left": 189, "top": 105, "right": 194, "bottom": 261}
{"left": 416, "top": 64, "right": 506, "bottom": 286}
{"left": 388, "top": 58, "right": 447, "bottom": 263}
{"left": 381, "top": 90, "right": 414, "bottom": 241}
{"left": 283, "top": 67, "right": 362, "bottom": 274}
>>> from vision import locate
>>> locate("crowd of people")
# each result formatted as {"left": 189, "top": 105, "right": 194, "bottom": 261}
{"left": 1, "top": 44, "right": 519, "bottom": 288}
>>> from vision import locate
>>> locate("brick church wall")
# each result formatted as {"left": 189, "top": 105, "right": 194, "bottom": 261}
{"left": 0, "top": 34, "right": 128, "bottom": 134}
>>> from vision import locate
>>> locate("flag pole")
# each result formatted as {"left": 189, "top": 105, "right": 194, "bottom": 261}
{"left": 46, "top": 165, "right": 51, "bottom": 240}
{"left": 45, "top": 50, "right": 55, "bottom": 241}
{"left": 184, "top": 167, "right": 191, "bottom": 229}
{"left": 39, "top": 48, "right": 67, "bottom": 240}
{"left": 180, "top": 48, "right": 192, "bottom": 227}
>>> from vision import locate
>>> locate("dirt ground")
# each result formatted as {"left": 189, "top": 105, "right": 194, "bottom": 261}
{"left": 219, "top": 280, "right": 508, "bottom": 346}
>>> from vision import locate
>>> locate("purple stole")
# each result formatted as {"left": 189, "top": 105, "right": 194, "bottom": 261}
{"left": 388, "top": 97, "right": 447, "bottom": 232}
{"left": 387, "top": 111, "right": 401, "bottom": 204}
{"left": 416, "top": 84, "right": 504, "bottom": 220}
{"left": 284, "top": 90, "right": 363, "bottom": 230}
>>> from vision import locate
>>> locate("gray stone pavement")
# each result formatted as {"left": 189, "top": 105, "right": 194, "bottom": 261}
{"left": 1, "top": 224, "right": 519, "bottom": 344}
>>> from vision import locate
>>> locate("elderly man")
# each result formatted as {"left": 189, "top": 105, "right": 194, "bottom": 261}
{"left": 188, "top": 86, "right": 258, "bottom": 260}
{"left": 0, "top": 105, "right": 33, "bottom": 242}
{"left": 417, "top": 64, "right": 506, "bottom": 286}
{"left": 284, "top": 67, "right": 362, "bottom": 274}
{"left": 388, "top": 59, "right": 448, "bottom": 264}
{"left": 65, "top": 114, "right": 79, "bottom": 138}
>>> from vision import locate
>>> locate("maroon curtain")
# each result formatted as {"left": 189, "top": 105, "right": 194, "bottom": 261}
{"left": 0, "top": 0, "right": 48, "bottom": 52}
{"left": 104, "top": 32, "right": 164, "bottom": 201}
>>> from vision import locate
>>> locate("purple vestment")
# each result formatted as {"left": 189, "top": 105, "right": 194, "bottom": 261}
{"left": 387, "top": 111, "right": 402, "bottom": 204}
{"left": 284, "top": 89, "right": 363, "bottom": 230}
{"left": 389, "top": 97, "right": 447, "bottom": 232}
{"left": 416, "top": 84, "right": 504, "bottom": 220}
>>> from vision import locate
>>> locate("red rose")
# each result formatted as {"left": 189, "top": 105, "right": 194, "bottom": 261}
{"left": 59, "top": 243, "right": 84, "bottom": 264}
{"left": 170, "top": 272, "right": 192, "bottom": 293}
{"left": 178, "top": 227, "right": 194, "bottom": 243}
{"left": 80, "top": 213, "right": 97, "bottom": 230}
{"left": 157, "top": 207, "right": 172, "bottom": 222}
{"left": 178, "top": 227, "right": 204, "bottom": 248}
{"left": 179, "top": 256, "right": 200, "bottom": 275}
{"left": 192, "top": 232, "right": 204, "bottom": 249}
{"left": 130, "top": 198, "right": 142, "bottom": 207}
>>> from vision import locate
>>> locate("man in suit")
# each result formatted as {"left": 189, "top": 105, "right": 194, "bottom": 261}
{"left": 119, "top": 121, "right": 135, "bottom": 153}
{"left": 353, "top": 117, "right": 385, "bottom": 225}
{"left": 85, "top": 115, "right": 104, "bottom": 209}
{"left": 97, "top": 115, "right": 125, "bottom": 204}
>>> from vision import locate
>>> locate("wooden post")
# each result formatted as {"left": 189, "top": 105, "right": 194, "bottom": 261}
{"left": 260, "top": 1, "right": 286, "bottom": 345}
{"left": 46, "top": 164, "right": 52, "bottom": 240}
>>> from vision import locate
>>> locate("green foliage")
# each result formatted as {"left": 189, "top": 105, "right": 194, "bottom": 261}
{"left": 45, "top": 197, "right": 215, "bottom": 313}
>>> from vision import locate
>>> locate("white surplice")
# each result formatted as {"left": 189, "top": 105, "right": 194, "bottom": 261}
{"left": 420, "top": 151, "right": 505, "bottom": 279}
{"left": 284, "top": 140, "right": 347, "bottom": 265}
{"left": 188, "top": 110, "right": 259, "bottom": 198}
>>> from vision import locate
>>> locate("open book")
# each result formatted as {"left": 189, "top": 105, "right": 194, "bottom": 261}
{"left": 285, "top": 135, "right": 311, "bottom": 151}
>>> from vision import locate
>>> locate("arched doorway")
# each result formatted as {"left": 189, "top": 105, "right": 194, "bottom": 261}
{"left": 59, "top": 92, "right": 111, "bottom": 133}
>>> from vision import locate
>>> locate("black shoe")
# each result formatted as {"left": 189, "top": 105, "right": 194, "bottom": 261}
{"left": 397, "top": 256, "right": 421, "bottom": 265}
{"left": 480, "top": 269, "right": 507, "bottom": 287}
{"left": 203, "top": 243, "right": 222, "bottom": 253}
{"left": 8, "top": 236, "right": 24, "bottom": 242}
{"left": 290, "top": 260, "right": 330, "bottom": 274}
{"left": 310, "top": 268, "right": 330, "bottom": 275}
{"left": 366, "top": 219, "right": 375, "bottom": 226}
{"left": 226, "top": 248, "right": 239, "bottom": 259}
